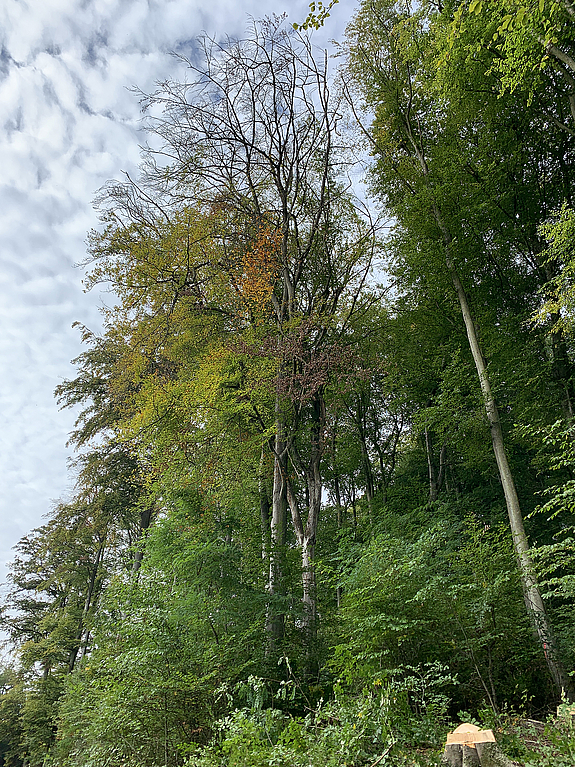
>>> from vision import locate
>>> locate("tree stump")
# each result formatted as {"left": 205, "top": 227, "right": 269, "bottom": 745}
{"left": 442, "top": 724, "right": 518, "bottom": 767}
{"left": 441, "top": 744, "right": 481, "bottom": 767}
{"left": 475, "top": 742, "right": 518, "bottom": 767}
{"left": 442, "top": 744, "right": 462, "bottom": 767}
{"left": 442, "top": 742, "right": 517, "bottom": 767}
{"left": 463, "top": 745, "right": 481, "bottom": 767}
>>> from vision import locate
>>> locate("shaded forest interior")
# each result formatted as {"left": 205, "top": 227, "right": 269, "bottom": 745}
{"left": 2, "top": 2, "right": 575, "bottom": 765}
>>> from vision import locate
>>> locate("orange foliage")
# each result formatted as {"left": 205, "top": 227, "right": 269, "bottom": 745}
{"left": 238, "top": 227, "right": 281, "bottom": 313}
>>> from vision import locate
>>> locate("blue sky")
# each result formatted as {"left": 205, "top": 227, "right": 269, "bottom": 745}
{"left": 0, "top": 0, "right": 357, "bottom": 588}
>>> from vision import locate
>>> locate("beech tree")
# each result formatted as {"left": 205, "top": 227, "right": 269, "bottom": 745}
{"left": 82, "top": 18, "right": 377, "bottom": 654}
{"left": 345, "top": 0, "right": 575, "bottom": 694}
{"left": 447, "top": 0, "right": 575, "bottom": 135}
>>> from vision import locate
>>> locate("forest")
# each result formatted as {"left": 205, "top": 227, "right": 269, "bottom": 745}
{"left": 1, "top": 1, "right": 575, "bottom": 765}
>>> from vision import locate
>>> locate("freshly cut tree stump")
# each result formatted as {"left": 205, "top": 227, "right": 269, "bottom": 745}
{"left": 462, "top": 745, "right": 481, "bottom": 767}
{"left": 441, "top": 744, "right": 463, "bottom": 767}
{"left": 442, "top": 724, "right": 518, "bottom": 767}
{"left": 475, "top": 741, "right": 518, "bottom": 767}
{"left": 442, "top": 742, "right": 517, "bottom": 767}
{"left": 441, "top": 745, "right": 481, "bottom": 767}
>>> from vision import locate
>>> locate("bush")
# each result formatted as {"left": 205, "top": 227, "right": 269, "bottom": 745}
{"left": 183, "top": 667, "right": 453, "bottom": 767}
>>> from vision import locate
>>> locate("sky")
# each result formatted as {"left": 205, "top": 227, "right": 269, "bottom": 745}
{"left": 0, "top": 0, "right": 357, "bottom": 589}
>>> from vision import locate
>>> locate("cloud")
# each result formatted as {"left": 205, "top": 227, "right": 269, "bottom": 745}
{"left": 0, "top": 0, "right": 356, "bottom": 587}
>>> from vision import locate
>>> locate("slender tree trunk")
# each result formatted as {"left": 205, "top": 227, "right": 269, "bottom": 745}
{"left": 303, "top": 463, "right": 321, "bottom": 635}
{"left": 284, "top": 393, "right": 324, "bottom": 661}
{"left": 359, "top": 434, "right": 374, "bottom": 519}
{"left": 68, "top": 540, "right": 104, "bottom": 672}
{"left": 132, "top": 506, "right": 154, "bottom": 573}
{"left": 302, "top": 395, "right": 324, "bottom": 639}
{"left": 403, "top": 107, "right": 571, "bottom": 692}
{"left": 259, "top": 445, "right": 271, "bottom": 561}
{"left": 285, "top": 458, "right": 319, "bottom": 635}
{"left": 437, "top": 444, "right": 447, "bottom": 494}
{"left": 353, "top": 395, "right": 375, "bottom": 517}
{"left": 333, "top": 428, "right": 343, "bottom": 607}
{"left": 334, "top": 473, "right": 343, "bottom": 528}
{"left": 266, "top": 414, "right": 288, "bottom": 647}
{"left": 442, "top": 232, "right": 572, "bottom": 696}
{"left": 424, "top": 427, "right": 439, "bottom": 503}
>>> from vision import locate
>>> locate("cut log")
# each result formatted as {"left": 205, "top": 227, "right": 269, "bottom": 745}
{"left": 475, "top": 741, "right": 518, "bottom": 767}
{"left": 442, "top": 744, "right": 482, "bottom": 767}
{"left": 443, "top": 723, "right": 519, "bottom": 767}
{"left": 557, "top": 703, "right": 575, "bottom": 724}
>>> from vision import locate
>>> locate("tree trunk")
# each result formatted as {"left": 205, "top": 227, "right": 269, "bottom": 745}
{"left": 349, "top": 31, "right": 573, "bottom": 691}
{"left": 333, "top": 427, "right": 344, "bottom": 607}
{"left": 462, "top": 747, "right": 481, "bottom": 767}
{"left": 284, "top": 393, "right": 324, "bottom": 660}
{"left": 68, "top": 540, "right": 104, "bottom": 672}
{"left": 444, "top": 239, "right": 572, "bottom": 697}
{"left": 266, "top": 419, "right": 288, "bottom": 647}
{"left": 334, "top": 472, "right": 343, "bottom": 607}
{"left": 441, "top": 743, "right": 517, "bottom": 767}
{"left": 302, "top": 395, "right": 324, "bottom": 640}
{"left": 285, "top": 458, "right": 320, "bottom": 642}
{"left": 132, "top": 505, "right": 154, "bottom": 573}
{"left": 475, "top": 742, "right": 518, "bottom": 767}
{"left": 437, "top": 443, "right": 447, "bottom": 493}
{"left": 424, "top": 427, "right": 439, "bottom": 503}
{"left": 259, "top": 445, "right": 272, "bottom": 576}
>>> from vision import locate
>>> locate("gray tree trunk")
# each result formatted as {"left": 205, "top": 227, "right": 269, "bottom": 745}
{"left": 424, "top": 427, "right": 439, "bottom": 503}
{"left": 476, "top": 742, "right": 518, "bottom": 767}
{"left": 266, "top": 417, "right": 288, "bottom": 646}
{"left": 445, "top": 249, "right": 572, "bottom": 696}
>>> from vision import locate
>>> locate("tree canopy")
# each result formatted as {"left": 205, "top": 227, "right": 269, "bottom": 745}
{"left": 2, "top": 10, "right": 575, "bottom": 767}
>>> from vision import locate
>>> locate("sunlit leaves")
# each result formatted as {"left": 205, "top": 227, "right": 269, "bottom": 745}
{"left": 236, "top": 226, "right": 281, "bottom": 321}
{"left": 445, "top": 0, "right": 575, "bottom": 112}
{"left": 535, "top": 204, "right": 575, "bottom": 334}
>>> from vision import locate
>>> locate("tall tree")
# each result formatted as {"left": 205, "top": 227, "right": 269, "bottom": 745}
{"left": 84, "top": 18, "right": 377, "bottom": 653}
{"left": 345, "top": 0, "right": 575, "bottom": 694}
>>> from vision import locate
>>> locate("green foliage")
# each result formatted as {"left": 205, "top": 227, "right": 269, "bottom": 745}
{"left": 293, "top": 0, "right": 339, "bottom": 31}
{"left": 12, "top": 674, "right": 64, "bottom": 767}
{"left": 182, "top": 677, "right": 448, "bottom": 767}
{"left": 537, "top": 205, "right": 575, "bottom": 335}
{"left": 523, "top": 718, "right": 575, "bottom": 766}
{"left": 0, "top": 666, "right": 24, "bottom": 767}
{"left": 51, "top": 487, "right": 273, "bottom": 767}
{"left": 332, "top": 512, "right": 541, "bottom": 710}
{"left": 53, "top": 571, "right": 222, "bottom": 767}
{"left": 445, "top": 0, "right": 575, "bottom": 120}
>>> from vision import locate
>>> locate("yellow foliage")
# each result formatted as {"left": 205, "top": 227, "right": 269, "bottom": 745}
{"left": 237, "top": 227, "right": 281, "bottom": 316}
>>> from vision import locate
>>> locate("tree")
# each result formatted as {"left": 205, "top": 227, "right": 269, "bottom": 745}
{"left": 345, "top": 0, "right": 575, "bottom": 694}
{"left": 447, "top": 0, "right": 575, "bottom": 135}
{"left": 84, "top": 18, "right": 378, "bottom": 656}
